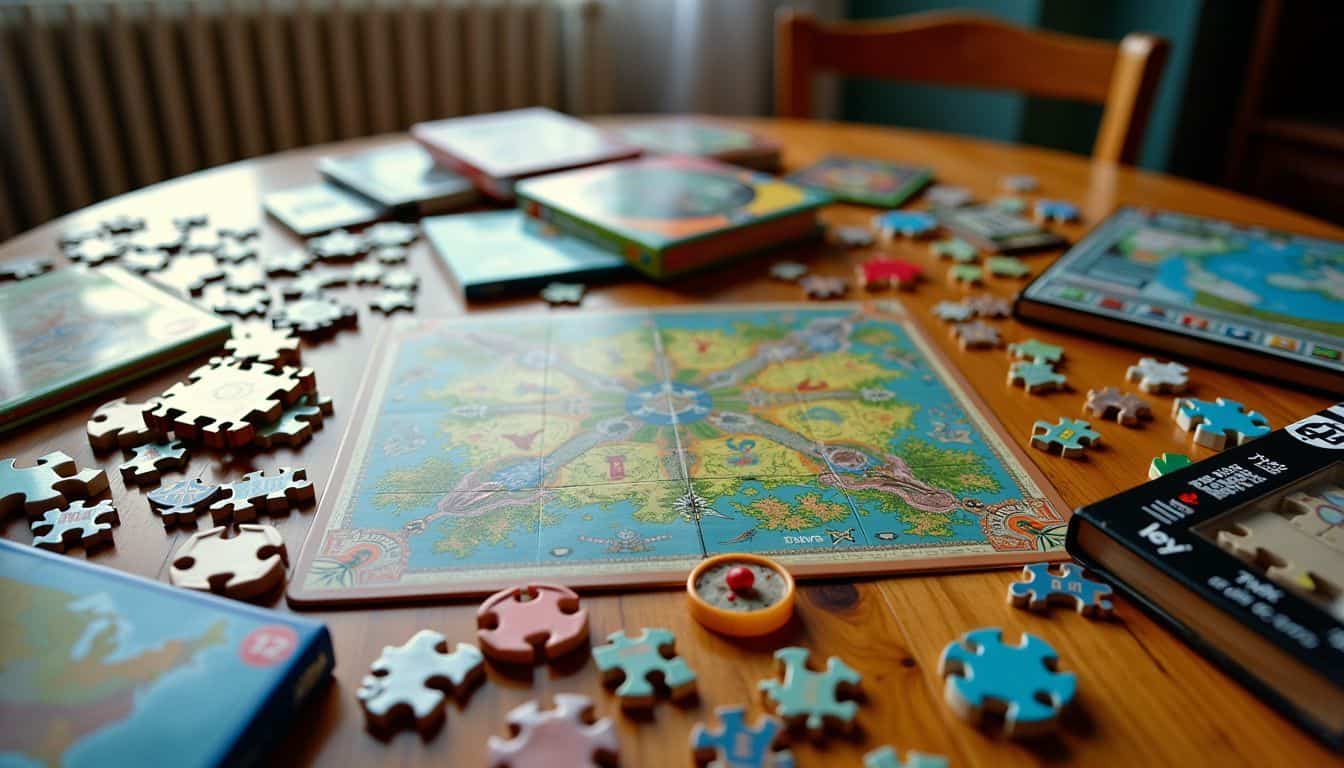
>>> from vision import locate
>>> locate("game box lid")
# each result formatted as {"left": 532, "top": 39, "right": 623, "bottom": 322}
{"left": 605, "top": 118, "right": 781, "bottom": 171}
{"left": 0, "top": 539, "right": 334, "bottom": 767}
{"left": 318, "top": 142, "right": 477, "bottom": 215}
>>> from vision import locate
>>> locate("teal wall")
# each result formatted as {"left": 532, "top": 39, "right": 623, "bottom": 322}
{"left": 842, "top": 0, "right": 1253, "bottom": 177}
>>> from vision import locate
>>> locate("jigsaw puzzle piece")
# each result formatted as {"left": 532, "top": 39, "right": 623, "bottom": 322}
{"left": 1217, "top": 506, "right": 1344, "bottom": 608}
{"left": 759, "top": 646, "right": 861, "bottom": 736}
{"left": 0, "top": 451, "right": 109, "bottom": 520}
{"left": 208, "top": 467, "right": 315, "bottom": 524}
{"left": 476, "top": 583, "right": 590, "bottom": 664}
{"left": 939, "top": 627, "right": 1076, "bottom": 738}
{"left": 252, "top": 395, "right": 333, "bottom": 449}
{"left": 357, "top": 629, "right": 485, "bottom": 737}
{"left": 1124, "top": 357, "right": 1188, "bottom": 394}
{"left": 148, "top": 357, "right": 316, "bottom": 449}
{"left": 1007, "top": 361, "right": 1067, "bottom": 394}
{"left": 691, "top": 706, "right": 794, "bottom": 768}
{"left": 1084, "top": 387, "right": 1152, "bottom": 426}
{"left": 30, "top": 499, "right": 119, "bottom": 553}
{"left": 1008, "top": 562, "right": 1114, "bottom": 618}
{"left": 168, "top": 523, "right": 288, "bottom": 601}
{"left": 87, "top": 397, "right": 164, "bottom": 453}
{"left": 1282, "top": 486, "right": 1344, "bottom": 553}
{"left": 118, "top": 440, "right": 190, "bottom": 486}
{"left": 864, "top": 745, "right": 948, "bottom": 768}
{"left": 1030, "top": 418, "right": 1100, "bottom": 459}
{"left": 1173, "top": 397, "right": 1270, "bottom": 450}
{"left": 593, "top": 628, "right": 697, "bottom": 709}
{"left": 148, "top": 477, "right": 223, "bottom": 528}
{"left": 1148, "top": 452, "right": 1192, "bottom": 479}
{"left": 488, "top": 694, "right": 618, "bottom": 768}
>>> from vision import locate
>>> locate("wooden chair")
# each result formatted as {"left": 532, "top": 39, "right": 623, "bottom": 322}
{"left": 775, "top": 10, "right": 1169, "bottom": 165}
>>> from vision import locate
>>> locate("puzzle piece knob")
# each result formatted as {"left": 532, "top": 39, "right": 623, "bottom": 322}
{"left": 726, "top": 566, "right": 755, "bottom": 593}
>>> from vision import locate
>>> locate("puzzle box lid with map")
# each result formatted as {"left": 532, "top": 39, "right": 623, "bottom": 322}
{"left": 410, "top": 107, "right": 642, "bottom": 200}
{"left": 1068, "top": 402, "right": 1344, "bottom": 750}
{"left": 318, "top": 141, "right": 478, "bottom": 216}
{"left": 0, "top": 538, "right": 334, "bottom": 768}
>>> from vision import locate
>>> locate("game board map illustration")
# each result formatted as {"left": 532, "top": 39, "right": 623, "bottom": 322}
{"left": 289, "top": 302, "right": 1070, "bottom": 605}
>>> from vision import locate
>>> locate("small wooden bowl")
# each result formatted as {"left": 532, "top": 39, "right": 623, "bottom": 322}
{"left": 686, "top": 553, "right": 796, "bottom": 637}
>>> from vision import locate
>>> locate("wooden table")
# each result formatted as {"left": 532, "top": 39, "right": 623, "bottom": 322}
{"left": 2, "top": 117, "right": 1341, "bottom": 767}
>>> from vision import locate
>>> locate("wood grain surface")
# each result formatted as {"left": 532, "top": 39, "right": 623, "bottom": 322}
{"left": 1, "top": 117, "right": 1340, "bottom": 767}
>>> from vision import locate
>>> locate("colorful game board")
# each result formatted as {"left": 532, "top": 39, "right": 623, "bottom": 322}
{"left": 1017, "top": 207, "right": 1344, "bottom": 391}
{"left": 290, "top": 302, "right": 1066, "bottom": 605}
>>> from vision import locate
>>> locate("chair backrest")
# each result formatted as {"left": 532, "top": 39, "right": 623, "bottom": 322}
{"left": 775, "top": 10, "right": 1168, "bottom": 165}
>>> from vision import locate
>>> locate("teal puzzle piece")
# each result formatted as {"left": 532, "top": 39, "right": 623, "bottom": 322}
{"left": 593, "top": 628, "right": 696, "bottom": 708}
{"left": 759, "top": 646, "right": 861, "bottom": 735}
{"left": 1173, "top": 397, "right": 1270, "bottom": 451}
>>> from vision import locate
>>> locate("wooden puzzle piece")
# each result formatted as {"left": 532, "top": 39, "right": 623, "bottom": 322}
{"left": 65, "top": 237, "right": 125, "bottom": 266}
{"left": 1007, "top": 338, "right": 1062, "bottom": 364}
{"left": 370, "top": 289, "right": 416, "bottom": 314}
{"left": 1125, "top": 357, "right": 1189, "bottom": 394}
{"left": 1148, "top": 452, "right": 1192, "bottom": 479}
{"left": 1282, "top": 487, "right": 1344, "bottom": 553}
{"left": 939, "top": 628, "right": 1075, "bottom": 738}
{"left": 60, "top": 223, "right": 103, "bottom": 246}
{"left": 931, "top": 301, "right": 973, "bottom": 323}
{"left": 281, "top": 270, "right": 349, "bottom": 298}
{"left": 223, "top": 261, "right": 268, "bottom": 292}
{"left": 148, "top": 476, "right": 223, "bottom": 527}
{"left": 931, "top": 238, "right": 978, "bottom": 263}
{"left": 1000, "top": 174, "right": 1038, "bottom": 193}
{"left": 357, "top": 629, "right": 485, "bottom": 736}
{"left": 209, "top": 467, "right": 315, "bottom": 524}
{"left": 476, "top": 583, "right": 589, "bottom": 664}
{"left": 215, "top": 238, "right": 258, "bottom": 264}
{"left": 1034, "top": 199, "right": 1079, "bottom": 223}
{"left": 30, "top": 499, "right": 118, "bottom": 553}
{"left": 169, "top": 523, "right": 288, "bottom": 601}
{"left": 829, "top": 225, "right": 874, "bottom": 248}
{"left": 272, "top": 296, "right": 359, "bottom": 337}
{"left": 1008, "top": 361, "right": 1066, "bottom": 394}
{"left": 951, "top": 321, "right": 1000, "bottom": 350}
{"left": 87, "top": 397, "right": 164, "bottom": 453}
{"left": 121, "top": 248, "right": 172, "bottom": 274}
{"left": 151, "top": 253, "right": 224, "bottom": 295}
{"left": 148, "top": 356, "right": 316, "bottom": 448}
{"left": 1, "top": 452, "right": 109, "bottom": 520}
{"left": 1173, "top": 397, "right": 1270, "bottom": 450}
{"left": 865, "top": 746, "right": 948, "bottom": 768}
{"left": 759, "top": 646, "right": 861, "bottom": 735}
{"left": 924, "top": 184, "right": 972, "bottom": 208}
{"left": 488, "top": 694, "right": 618, "bottom": 768}
{"left": 856, "top": 258, "right": 922, "bottom": 290}
{"left": 261, "top": 248, "right": 315, "bottom": 276}
{"left": 1030, "top": 418, "right": 1100, "bottom": 459}
{"left": 1084, "top": 387, "right": 1152, "bottom": 426}
{"left": 873, "top": 210, "right": 937, "bottom": 238}
{"left": 799, "top": 275, "right": 848, "bottom": 300}
{"left": 308, "top": 228, "right": 369, "bottom": 261}
{"left": 0, "top": 257, "right": 53, "bottom": 281}
{"left": 173, "top": 212, "right": 209, "bottom": 230}
{"left": 224, "top": 324, "right": 301, "bottom": 366}
{"left": 184, "top": 228, "right": 224, "bottom": 253}
{"left": 252, "top": 394, "right": 333, "bottom": 449}
{"left": 965, "top": 294, "right": 1011, "bottom": 318}
{"left": 126, "top": 222, "right": 186, "bottom": 252}
{"left": 1008, "top": 562, "right": 1114, "bottom": 619}
{"left": 380, "top": 267, "right": 420, "bottom": 292}
{"left": 350, "top": 261, "right": 386, "bottom": 284}
{"left": 217, "top": 221, "right": 260, "bottom": 240}
{"left": 691, "top": 706, "right": 794, "bottom": 768}
{"left": 986, "top": 255, "right": 1031, "bottom": 278}
{"left": 769, "top": 261, "right": 808, "bottom": 282}
{"left": 1217, "top": 506, "right": 1344, "bottom": 611}
{"left": 364, "top": 221, "right": 420, "bottom": 248}
{"left": 210, "top": 289, "right": 272, "bottom": 318}
{"left": 102, "top": 213, "right": 146, "bottom": 234}
{"left": 373, "top": 245, "right": 409, "bottom": 264}
{"left": 119, "top": 440, "right": 190, "bottom": 485}
{"left": 593, "top": 628, "right": 697, "bottom": 709}
{"left": 947, "top": 264, "right": 983, "bottom": 287}
{"left": 541, "top": 282, "right": 586, "bottom": 306}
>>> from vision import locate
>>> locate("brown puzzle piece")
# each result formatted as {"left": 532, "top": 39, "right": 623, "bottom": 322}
{"left": 87, "top": 397, "right": 164, "bottom": 453}
{"left": 169, "top": 524, "right": 288, "bottom": 601}
{"left": 1217, "top": 505, "right": 1344, "bottom": 618}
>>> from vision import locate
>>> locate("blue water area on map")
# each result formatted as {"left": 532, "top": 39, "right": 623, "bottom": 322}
{"left": 1153, "top": 237, "right": 1340, "bottom": 322}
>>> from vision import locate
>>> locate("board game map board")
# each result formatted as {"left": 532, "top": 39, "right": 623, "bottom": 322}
{"left": 289, "top": 302, "right": 1068, "bottom": 605}
{"left": 1017, "top": 207, "right": 1344, "bottom": 391}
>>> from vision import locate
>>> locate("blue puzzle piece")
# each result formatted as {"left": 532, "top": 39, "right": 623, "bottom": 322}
{"left": 691, "top": 706, "right": 794, "bottom": 768}
{"left": 1034, "top": 200, "right": 1079, "bottom": 222}
{"left": 865, "top": 746, "right": 949, "bottom": 768}
{"left": 873, "top": 211, "right": 937, "bottom": 237}
{"left": 939, "top": 627, "right": 1076, "bottom": 738}
{"left": 1008, "top": 562, "right": 1114, "bottom": 619}
{"left": 1173, "top": 397, "right": 1270, "bottom": 451}
{"left": 592, "top": 628, "right": 696, "bottom": 708}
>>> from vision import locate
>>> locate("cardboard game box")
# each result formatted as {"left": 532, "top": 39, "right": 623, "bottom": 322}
{"left": 515, "top": 155, "right": 830, "bottom": 279}
{"left": 318, "top": 142, "right": 478, "bottom": 217}
{"left": 0, "top": 539, "right": 334, "bottom": 767}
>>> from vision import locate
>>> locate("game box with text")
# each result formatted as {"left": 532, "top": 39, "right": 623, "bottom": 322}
{"left": 1068, "top": 403, "right": 1344, "bottom": 749}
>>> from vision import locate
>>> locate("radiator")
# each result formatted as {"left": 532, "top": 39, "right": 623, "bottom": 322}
{"left": 0, "top": 0, "right": 612, "bottom": 240}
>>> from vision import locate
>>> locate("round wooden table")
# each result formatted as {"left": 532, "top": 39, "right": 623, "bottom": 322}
{"left": 2, "top": 118, "right": 1340, "bottom": 767}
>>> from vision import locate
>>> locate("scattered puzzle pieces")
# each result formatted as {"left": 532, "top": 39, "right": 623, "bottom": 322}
{"left": 1084, "top": 386, "right": 1152, "bottom": 426}
{"left": 864, "top": 746, "right": 948, "bottom": 768}
{"left": 1148, "top": 452, "right": 1192, "bottom": 479}
{"left": 87, "top": 397, "right": 163, "bottom": 453}
{"left": 931, "top": 301, "right": 973, "bottom": 323}
{"left": 272, "top": 296, "right": 359, "bottom": 337}
{"left": 121, "top": 248, "right": 172, "bottom": 274}
{"left": 149, "top": 476, "right": 223, "bottom": 527}
{"left": 357, "top": 629, "right": 485, "bottom": 736}
{"left": 148, "top": 357, "right": 316, "bottom": 448}
{"left": 102, "top": 213, "right": 145, "bottom": 234}
{"left": 925, "top": 184, "right": 972, "bottom": 208}
{"left": 488, "top": 694, "right": 618, "bottom": 768}
{"left": 951, "top": 321, "right": 1001, "bottom": 350}
{"left": 931, "top": 238, "right": 978, "bottom": 263}
{"left": 1007, "top": 338, "right": 1063, "bottom": 364}
{"left": 118, "top": 440, "right": 190, "bottom": 485}
{"left": 0, "top": 452, "right": 109, "bottom": 520}
{"left": 370, "top": 289, "right": 416, "bottom": 314}
{"left": 281, "top": 270, "right": 349, "bottom": 299}
{"left": 30, "top": 499, "right": 118, "bottom": 553}
{"left": 1034, "top": 199, "right": 1079, "bottom": 223}
{"left": 873, "top": 210, "right": 937, "bottom": 238}
{"left": 215, "top": 238, "right": 258, "bottom": 264}
{"left": 541, "top": 282, "right": 585, "bottom": 306}
{"left": 151, "top": 253, "right": 224, "bottom": 295}
{"left": 1125, "top": 357, "right": 1189, "bottom": 394}
{"left": 224, "top": 323, "right": 302, "bottom": 366}
{"left": 0, "top": 257, "right": 53, "bottom": 281}
{"left": 759, "top": 646, "right": 861, "bottom": 735}
{"left": 364, "top": 221, "right": 419, "bottom": 248}
{"left": 309, "top": 228, "right": 369, "bottom": 261}
{"left": 209, "top": 467, "right": 315, "bottom": 524}
{"left": 939, "top": 627, "right": 1075, "bottom": 738}
{"left": 593, "top": 628, "right": 697, "bottom": 709}
{"left": 1173, "top": 397, "right": 1270, "bottom": 450}
{"left": 769, "top": 261, "right": 808, "bottom": 282}
{"left": 262, "top": 249, "right": 315, "bottom": 276}
{"left": 1008, "top": 562, "right": 1114, "bottom": 619}
{"left": 965, "top": 294, "right": 1011, "bottom": 318}
{"left": 948, "top": 264, "right": 983, "bottom": 287}
{"left": 691, "top": 706, "right": 794, "bottom": 768}
{"left": 169, "top": 523, "right": 288, "bottom": 601}
{"left": 800, "top": 275, "right": 848, "bottom": 300}
{"left": 210, "top": 288, "right": 272, "bottom": 318}
{"left": 223, "top": 261, "right": 268, "bottom": 292}
{"left": 986, "top": 255, "right": 1030, "bottom": 278}
{"left": 65, "top": 237, "right": 124, "bottom": 266}
{"left": 1000, "top": 175, "right": 1038, "bottom": 193}
{"left": 477, "top": 583, "right": 589, "bottom": 664}
{"left": 252, "top": 394, "right": 333, "bottom": 449}
{"left": 1008, "top": 361, "right": 1067, "bottom": 394}
{"left": 856, "top": 258, "right": 922, "bottom": 290}
{"left": 380, "top": 268, "right": 420, "bottom": 292}
{"left": 1030, "top": 418, "right": 1100, "bottom": 458}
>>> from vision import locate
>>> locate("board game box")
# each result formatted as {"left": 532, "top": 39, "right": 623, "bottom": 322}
{"left": 606, "top": 118, "right": 781, "bottom": 171}
{"left": 0, "top": 539, "right": 334, "bottom": 767}
{"left": 0, "top": 267, "right": 230, "bottom": 433}
{"left": 410, "top": 107, "right": 642, "bottom": 201}
{"left": 423, "top": 210, "right": 631, "bottom": 300}
{"left": 318, "top": 141, "right": 478, "bottom": 217}
{"left": 288, "top": 302, "right": 1070, "bottom": 606}
{"left": 786, "top": 154, "right": 932, "bottom": 208}
{"left": 1016, "top": 207, "right": 1344, "bottom": 392}
{"left": 1068, "top": 402, "right": 1344, "bottom": 749}
{"left": 515, "top": 156, "right": 830, "bottom": 279}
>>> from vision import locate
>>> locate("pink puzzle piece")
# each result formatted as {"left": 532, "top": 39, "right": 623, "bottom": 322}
{"left": 488, "top": 694, "right": 618, "bottom": 768}
{"left": 476, "top": 583, "right": 590, "bottom": 664}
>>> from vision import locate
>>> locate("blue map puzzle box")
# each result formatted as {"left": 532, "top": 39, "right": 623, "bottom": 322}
{"left": 0, "top": 540, "right": 334, "bottom": 768}
{"left": 423, "top": 210, "right": 631, "bottom": 300}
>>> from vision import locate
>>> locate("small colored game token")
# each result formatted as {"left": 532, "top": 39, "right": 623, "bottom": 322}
{"left": 873, "top": 210, "right": 937, "bottom": 238}
{"left": 1125, "top": 357, "right": 1189, "bottom": 393}
{"left": 951, "top": 321, "right": 1000, "bottom": 350}
{"left": 593, "top": 628, "right": 697, "bottom": 709}
{"left": 118, "top": 440, "right": 190, "bottom": 485}
{"left": 939, "top": 627, "right": 1075, "bottom": 738}
{"left": 830, "top": 225, "right": 874, "bottom": 247}
{"left": 1035, "top": 199, "right": 1080, "bottom": 223}
{"left": 1008, "top": 361, "right": 1067, "bottom": 394}
{"left": 1148, "top": 452, "right": 1192, "bottom": 479}
{"left": 925, "top": 184, "right": 972, "bottom": 208}
{"left": 965, "top": 294, "right": 1011, "bottom": 318}
{"left": 687, "top": 553, "right": 796, "bottom": 637}
{"left": 1000, "top": 174, "right": 1038, "bottom": 193}
{"left": 1007, "top": 338, "right": 1063, "bottom": 364}
{"left": 948, "top": 264, "right": 983, "bottom": 287}
{"left": 759, "top": 646, "right": 861, "bottom": 736}
{"left": 986, "top": 255, "right": 1031, "bottom": 278}
{"left": 692, "top": 707, "right": 794, "bottom": 768}
{"left": 30, "top": 499, "right": 119, "bottom": 553}
{"left": 1173, "top": 397, "right": 1270, "bottom": 450}
{"left": 1084, "top": 386, "right": 1152, "bottom": 426}
{"left": 931, "top": 301, "right": 973, "bottom": 323}
{"left": 800, "top": 275, "right": 848, "bottom": 300}
{"left": 931, "top": 238, "right": 977, "bottom": 263}
{"left": 541, "top": 281, "right": 585, "bottom": 306}
{"left": 370, "top": 289, "right": 416, "bottom": 314}
{"left": 476, "top": 583, "right": 589, "bottom": 665}
{"left": 865, "top": 746, "right": 948, "bottom": 768}
{"left": 357, "top": 629, "right": 484, "bottom": 737}
{"left": 1030, "top": 417, "right": 1100, "bottom": 458}
{"left": 488, "top": 694, "right": 618, "bottom": 768}
{"left": 769, "top": 261, "right": 808, "bottom": 282}
{"left": 856, "top": 258, "right": 922, "bottom": 290}
{"left": 0, "top": 257, "right": 53, "bottom": 281}
{"left": 1008, "top": 562, "right": 1114, "bottom": 619}
{"left": 168, "top": 523, "right": 288, "bottom": 602}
